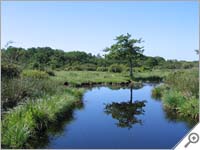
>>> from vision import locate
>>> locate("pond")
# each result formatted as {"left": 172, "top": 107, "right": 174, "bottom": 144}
{"left": 40, "top": 84, "right": 194, "bottom": 149}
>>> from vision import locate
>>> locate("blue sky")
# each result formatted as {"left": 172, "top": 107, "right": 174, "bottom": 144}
{"left": 1, "top": 1, "right": 199, "bottom": 61}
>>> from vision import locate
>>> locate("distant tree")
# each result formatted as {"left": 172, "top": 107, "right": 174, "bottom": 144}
{"left": 104, "top": 33, "right": 144, "bottom": 79}
{"left": 2, "top": 46, "right": 26, "bottom": 64}
{"left": 144, "top": 57, "right": 158, "bottom": 69}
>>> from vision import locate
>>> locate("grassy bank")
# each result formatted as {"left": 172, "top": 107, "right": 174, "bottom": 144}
{"left": 52, "top": 70, "right": 170, "bottom": 86}
{"left": 152, "top": 69, "right": 199, "bottom": 120}
{"left": 1, "top": 88, "right": 84, "bottom": 148}
{"left": 53, "top": 71, "right": 129, "bottom": 85}
{"left": 1, "top": 69, "right": 186, "bottom": 148}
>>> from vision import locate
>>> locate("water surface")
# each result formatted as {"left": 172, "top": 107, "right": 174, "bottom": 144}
{"left": 44, "top": 84, "right": 193, "bottom": 149}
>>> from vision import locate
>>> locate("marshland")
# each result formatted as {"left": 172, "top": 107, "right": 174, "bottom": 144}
{"left": 1, "top": 43, "right": 199, "bottom": 148}
{"left": 1, "top": 1, "right": 199, "bottom": 149}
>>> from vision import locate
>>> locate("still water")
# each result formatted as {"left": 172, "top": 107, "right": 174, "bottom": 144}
{"left": 44, "top": 84, "right": 193, "bottom": 149}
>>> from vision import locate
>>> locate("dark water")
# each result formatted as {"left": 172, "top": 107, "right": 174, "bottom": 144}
{"left": 43, "top": 84, "right": 193, "bottom": 149}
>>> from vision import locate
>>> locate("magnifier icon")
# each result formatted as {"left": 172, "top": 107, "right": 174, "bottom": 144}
{"left": 184, "top": 133, "right": 199, "bottom": 148}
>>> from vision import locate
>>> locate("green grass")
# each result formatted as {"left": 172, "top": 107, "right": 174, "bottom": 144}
{"left": 53, "top": 71, "right": 130, "bottom": 85}
{"left": 163, "top": 90, "right": 186, "bottom": 108}
{"left": 1, "top": 88, "right": 84, "bottom": 148}
{"left": 151, "top": 69, "right": 199, "bottom": 120}
{"left": 52, "top": 70, "right": 170, "bottom": 86}
{"left": 2, "top": 69, "right": 193, "bottom": 148}
{"left": 134, "top": 69, "right": 170, "bottom": 79}
{"left": 1, "top": 77, "right": 62, "bottom": 110}
{"left": 162, "top": 90, "right": 199, "bottom": 119}
{"left": 178, "top": 97, "right": 199, "bottom": 119}
{"left": 151, "top": 84, "right": 168, "bottom": 99}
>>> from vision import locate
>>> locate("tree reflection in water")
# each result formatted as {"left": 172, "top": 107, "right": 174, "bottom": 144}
{"left": 104, "top": 86, "right": 146, "bottom": 129}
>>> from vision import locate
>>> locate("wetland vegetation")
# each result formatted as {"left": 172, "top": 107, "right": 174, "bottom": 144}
{"left": 1, "top": 34, "right": 199, "bottom": 148}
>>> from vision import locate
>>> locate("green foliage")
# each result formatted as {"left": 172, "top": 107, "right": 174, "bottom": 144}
{"left": 1, "top": 46, "right": 27, "bottom": 64}
{"left": 96, "top": 67, "right": 108, "bottom": 72}
{"left": 1, "top": 88, "right": 84, "bottom": 148}
{"left": 144, "top": 57, "right": 158, "bottom": 68}
{"left": 104, "top": 33, "right": 144, "bottom": 60}
{"left": 108, "top": 64, "right": 125, "bottom": 73}
{"left": 21, "top": 70, "right": 49, "bottom": 79}
{"left": 1, "top": 46, "right": 198, "bottom": 71}
{"left": 134, "top": 67, "right": 145, "bottom": 72}
{"left": 1, "top": 63, "right": 21, "bottom": 78}
{"left": 163, "top": 90, "right": 185, "bottom": 108}
{"left": 162, "top": 90, "right": 199, "bottom": 119}
{"left": 53, "top": 71, "right": 129, "bottom": 86}
{"left": 45, "top": 70, "right": 55, "bottom": 76}
{"left": 64, "top": 64, "right": 97, "bottom": 71}
{"left": 79, "top": 63, "right": 97, "bottom": 71}
{"left": 104, "top": 33, "right": 144, "bottom": 78}
{"left": 152, "top": 69, "right": 199, "bottom": 120}
{"left": 1, "top": 78, "right": 60, "bottom": 110}
{"left": 151, "top": 84, "right": 168, "bottom": 99}
{"left": 165, "top": 69, "right": 199, "bottom": 98}
{"left": 178, "top": 98, "right": 199, "bottom": 119}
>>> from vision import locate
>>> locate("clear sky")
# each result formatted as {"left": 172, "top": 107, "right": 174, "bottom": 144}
{"left": 1, "top": 1, "right": 199, "bottom": 61}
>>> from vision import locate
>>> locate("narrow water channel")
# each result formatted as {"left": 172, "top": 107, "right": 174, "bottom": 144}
{"left": 41, "top": 84, "right": 193, "bottom": 149}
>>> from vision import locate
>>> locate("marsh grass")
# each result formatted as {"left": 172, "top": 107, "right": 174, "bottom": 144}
{"left": 52, "top": 70, "right": 168, "bottom": 86}
{"left": 53, "top": 71, "right": 129, "bottom": 84}
{"left": 1, "top": 77, "right": 62, "bottom": 110}
{"left": 21, "top": 70, "right": 49, "bottom": 79}
{"left": 1, "top": 88, "right": 84, "bottom": 148}
{"left": 165, "top": 69, "right": 199, "bottom": 98}
{"left": 162, "top": 90, "right": 199, "bottom": 120}
{"left": 151, "top": 84, "right": 168, "bottom": 99}
{"left": 152, "top": 69, "right": 199, "bottom": 120}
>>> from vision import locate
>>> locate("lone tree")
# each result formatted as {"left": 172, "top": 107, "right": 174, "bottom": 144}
{"left": 104, "top": 33, "right": 144, "bottom": 79}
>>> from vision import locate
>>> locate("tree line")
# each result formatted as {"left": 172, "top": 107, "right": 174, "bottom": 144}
{"left": 1, "top": 34, "right": 198, "bottom": 75}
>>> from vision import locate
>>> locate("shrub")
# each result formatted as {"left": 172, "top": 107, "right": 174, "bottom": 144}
{"left": 1, "top": 63, "right": 21, "bottom": 78}
{"left": 133, "top": 67, "right": 148, "bottom": 72}
{"left": 65, "top": 64, "right": 97, "bottom": 71}
{"left": 45, "top": 70, "right": 55, "bottom": 76}
{"left": 1, "top": 78, "right": 60, "bottom": 110}
{"left": 108, "top": 64, "right": 124, "bottom": 73}
{"left": 81, "top": 64, "right": 97, "bottom": 71}
{"left": 21, "top": 70, "right": 49, "bottom": 79}
{"left": 96, "top": 67, "right": 108, "bottom": 72}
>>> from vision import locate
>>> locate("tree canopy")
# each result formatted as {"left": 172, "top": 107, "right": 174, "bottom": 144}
{"left": 104, "top": 33, "right": 144, "bottom": 78}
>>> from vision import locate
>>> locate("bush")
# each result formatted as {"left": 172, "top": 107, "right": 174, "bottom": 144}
{"left": 65, "top": 64, "right": 97, "bottom": 71}
{"left": 108, "top": 64, "right": 124, "bottom": 73}
{"left": 1, "top": 63, "right": 21, "bottom": 78}
{"left": 96, "top": 67, "right": 108, "bottom": 72}
{"left": 21, "top": 70, "right": 49, "bottom": 79}
{"left": 134, "top": 66, "right": 148, "bottom": 72}
{"left": 45, "top": 70, "right": 55, "bottom": 76}
{"left": 81, "top": 64, "right": 97, "bottom": 71}
{"left": 1, "top": 78, "right": 60, "bottom": 110}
